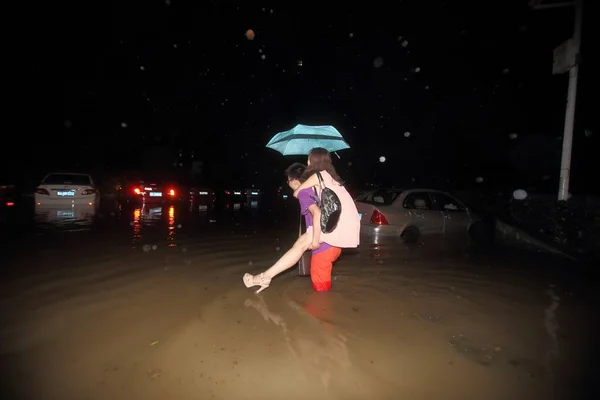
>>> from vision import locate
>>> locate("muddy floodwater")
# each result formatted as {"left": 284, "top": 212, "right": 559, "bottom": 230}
{"left": 0, "top": 200, "right": 597, "bottom": 399}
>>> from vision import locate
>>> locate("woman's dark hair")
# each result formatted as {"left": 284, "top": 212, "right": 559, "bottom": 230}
{"left": 285, "top": 163, "right": 307, "bottom": 182}
{"left": 303, "top": 147, "right": 344, "bottom": 184}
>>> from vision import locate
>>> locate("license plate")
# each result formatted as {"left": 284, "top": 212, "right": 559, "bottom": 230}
{"left": 358, "top": 212, "right": 363, "bottom": 220}
{"left": 149, "top": 192, "right": 162, "bottom": 197}
{"left": 57, "top": 191, "right": 75, "bottom": 196}
{"left": 57, "top": 210, "right": 74, "bottom": 218}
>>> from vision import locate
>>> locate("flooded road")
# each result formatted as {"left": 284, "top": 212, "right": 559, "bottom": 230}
{"left": 0, "top": 198, "right": 597, "bottom": 399}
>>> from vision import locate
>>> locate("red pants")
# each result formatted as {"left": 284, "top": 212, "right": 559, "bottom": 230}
{"left": 310, "top": 247, "right": 342, "bottom": 292}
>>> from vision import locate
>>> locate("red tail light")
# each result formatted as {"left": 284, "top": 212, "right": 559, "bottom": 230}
{"left": 370, "top": 210, "right": 389, "bottom": 225}
{"left": 82, "top": 188, "right": 96, "bottom": 195}
{"left": 35, "top": 188, "right": 50, "bottom": 195}
{"left": 168, "top": 189, "right": 176, "bottom": 196}
{"left": 133, "top": 188, "right": 141, "bottom": 195}
{"left": 5, "top": 202, "right": 14, "bottom": 207}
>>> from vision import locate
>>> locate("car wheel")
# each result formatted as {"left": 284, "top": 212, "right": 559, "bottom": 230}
{"left": 401, "top": 226, "right": 420, "bottom": 244}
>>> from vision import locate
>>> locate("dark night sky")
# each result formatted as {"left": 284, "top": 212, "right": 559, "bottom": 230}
{"left": 13, "top": 0, "right": 600, "bottom": 192}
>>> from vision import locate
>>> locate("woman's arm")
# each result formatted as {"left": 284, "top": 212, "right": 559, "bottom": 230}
{"left": 293, "top": 173, "right": 320, "bottom": 198}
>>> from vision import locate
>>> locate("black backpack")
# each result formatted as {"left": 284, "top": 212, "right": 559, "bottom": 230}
{"left": 315, "top": 171, "right": 342, "bottom": 233}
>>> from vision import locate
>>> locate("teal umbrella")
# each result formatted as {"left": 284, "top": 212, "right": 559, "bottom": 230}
{"left": 266, "top": 124, "right": 350, "bottom": 156}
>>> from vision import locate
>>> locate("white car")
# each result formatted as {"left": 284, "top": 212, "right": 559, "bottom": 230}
{"left": 34, "top": 173, "right": 100, "bottom": 208}
{"left": 355, "top": 188, "right": 484, "bottom": 244}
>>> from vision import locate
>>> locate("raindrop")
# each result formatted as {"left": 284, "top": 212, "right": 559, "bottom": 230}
{"left": 152, "top": 245, "right": 158, "bottom": 250}
{"left": 425, "top": 85, "right": 430, "bottom": 90}
{"left": 502, "top": 68, "right": 509, "bottom": 74}
{"left": 404, "top": 131, "right": 411, "bottom": 137}
{"left": 475, "top": 177, "right": 484, "bottom": 183}
{"left": 584, "top": 128, "right": 593, "bottom": 137}
{"left": 349, "top": 33, "right": 354, "bottom": 38}
{"left": 164, "top": 0, "right": 171, "bottom": 5}
{"left": 401, "top": 40, "right": 409, "bottom": 47}
{"left": 275, "top": 246, "right": 280, "bottom": 251}
{"left": 297, "top": 60, "right": 303, "bottom": 67}
{"left": 513, "top": 189, "right": 528, "bottom": 200}
{"left": 121, "top": 122, "right": 128, "bottom": 128}
{"left": 398, "top": 36, "right": 403, "bottom": 41}
{"left": 142, "top": 244, "right": 151, "bottom": 252}
{"left": 245, "top": 29, "right": 255, "bottom": 40}
{"left": 140, "top": 66, "right": 145, "bottom": 71}
{"left": 177, "top": 224, "right": 182, "bottom": 228}
{"left": 348, "top": 161, "right": 353, "bottom": 166}
{"left": 248, "top": 261, "right": 253, "bottom": 266}
{"left": 258, "top": 48, "right": 262, "bottom": 53}
{"left": 261, "top": 54, "right": 266, "bottom": 60}
{"left": 182, "top": 247, "right": 187, "bottom": 252}
{"left": 373, "top": 57, "right": 384, "bottom": 68}
{"left": 414, "top": 67, "right": 421, "bottom": 73}
{"left": 379, "top": 156, "right": 386, "bottom": 163}
{"left": 509, "top": 132, "right": 518, "bottom": 140}
{"left": 129, "top": 221, "right": 134, "bottom": 226}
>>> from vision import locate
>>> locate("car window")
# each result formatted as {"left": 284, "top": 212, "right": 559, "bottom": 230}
{"left": 355, "top": 189, "right": 402, "bottom": 205}
{"left": 403, "top": 192, "right": 433, "bottom": 210}
{"left": 430, "top": 193, "right": 466, "bottom": 212}
{"left": 43, "top": 174, "right": 92, "bottom": 186}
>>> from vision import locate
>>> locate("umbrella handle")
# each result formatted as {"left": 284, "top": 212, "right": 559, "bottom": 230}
{"left": 334, "top": 152, "right": 341, "bottom": 159}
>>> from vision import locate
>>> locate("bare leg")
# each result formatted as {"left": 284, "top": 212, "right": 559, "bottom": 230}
{"left": 243, "top": 229, "right": 314, "bottom": 292}
{"left": 262, "top": 232, "right": 312, "bottom": 279}
{"left": 243, "top": 231, "right": 313, "bottom": 292}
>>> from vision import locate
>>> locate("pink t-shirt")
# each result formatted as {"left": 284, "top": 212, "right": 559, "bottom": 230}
{"left": 315, "top": 171, "right": 360, "bottom": 249}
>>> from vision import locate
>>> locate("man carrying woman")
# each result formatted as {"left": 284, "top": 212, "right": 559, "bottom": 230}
{"left": 243, "top": 148, "right": 360, "bottom": 294}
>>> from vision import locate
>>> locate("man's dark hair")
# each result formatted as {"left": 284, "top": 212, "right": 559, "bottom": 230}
{"left": 285, "top": 163, "right": 307, "bottom": 182}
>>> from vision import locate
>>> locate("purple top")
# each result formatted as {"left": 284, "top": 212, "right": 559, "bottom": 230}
{"left": 297, "top": 187, "right": 332, "bottom": 255}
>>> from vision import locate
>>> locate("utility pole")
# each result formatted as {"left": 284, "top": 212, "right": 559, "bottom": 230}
{"left": 531, "top": 0, "right": 583, "bottom": 201}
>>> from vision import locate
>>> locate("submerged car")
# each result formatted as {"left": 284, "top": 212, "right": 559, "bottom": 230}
{"left": 0, "top": 183, "right": 18, "bottom": 223}
{"left": 355, "top": 188, "right": 484, "bottom": 244}
{"left": 34, "top": 173, "right": 99, "bottom": 207}
{"left": 0, "top": 183, "right": 17, "bottom": 209}
{"left": 222, "top": 189, "right": 246, "bottom": 204}
{"left": 189, "top": 186, "right": 216, "bottom": 210}
{"left": 122, "top": 180, "right": 182, "bottom": 204}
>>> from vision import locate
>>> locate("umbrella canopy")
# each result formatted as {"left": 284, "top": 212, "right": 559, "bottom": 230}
{"left": 266, "top": 124, "right": 350, "bottom": 156}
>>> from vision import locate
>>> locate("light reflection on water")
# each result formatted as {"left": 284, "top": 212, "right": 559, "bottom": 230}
{"left": 34, "top": 205, "right": 96, "bottom": 231}
{"left": 167, "top": 205, "right": 176, "bottom": 247}
{"left": 130, "top": 205, "right": 177, "bottom": 247}
{"left": 132, "top": 208, "right": 141, "bottom": 243}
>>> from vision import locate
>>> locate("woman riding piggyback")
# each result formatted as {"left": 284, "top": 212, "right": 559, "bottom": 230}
{"left": 294, "top": 147, "right": 360, "bottom": 249}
